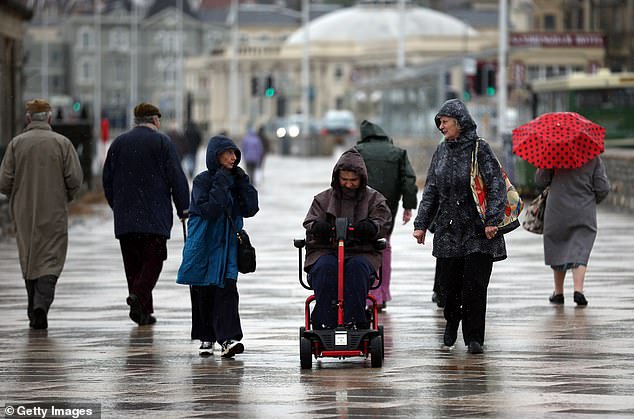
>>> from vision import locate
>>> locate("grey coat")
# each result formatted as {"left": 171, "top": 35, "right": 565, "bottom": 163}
{"left": 535, "top": 157, "right": 610, "bottom": 266}
{"left": 0, "top": 121, "right": 83, "bottom": 279}
{"left": 414, "top": 99, "right": 507, "bottom": 261}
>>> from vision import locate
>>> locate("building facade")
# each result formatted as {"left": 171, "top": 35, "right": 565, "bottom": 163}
{"left": 24, "top": 0, "right": 220, "bottom": 137}
{"left": 1, "top": 1, "right": 33, "bottom": 150}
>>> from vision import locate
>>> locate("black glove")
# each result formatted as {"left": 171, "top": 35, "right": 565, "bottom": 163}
{"left": 310, "top": 221, "right": 332, "bottom": 243}
{"left": 355, "top": 219, "right": 378, "bottom": 241}
{"left": 231, "top": 166, "right": 248, "bottom": 180}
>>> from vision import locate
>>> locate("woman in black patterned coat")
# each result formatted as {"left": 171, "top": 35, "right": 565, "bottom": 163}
{"left": 413, "top": 99, "right": 507, "bottom": 354}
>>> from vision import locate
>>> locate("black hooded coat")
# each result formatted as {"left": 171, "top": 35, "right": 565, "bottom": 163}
{"left": 413, "top": 99, "right": 507, "bottom": 261}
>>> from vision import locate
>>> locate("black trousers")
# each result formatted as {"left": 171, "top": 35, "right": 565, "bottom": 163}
{"left": 25, "top": 275, "right": 58, "bottom": 319}
{"left": 119, "top": 233, "right": 167, "bottom": 314}
{"left": 190, "top": 279, "right": 243, "bottom": 344}
{"left": 438, "top": 253, "right": 493, "bottom": 345}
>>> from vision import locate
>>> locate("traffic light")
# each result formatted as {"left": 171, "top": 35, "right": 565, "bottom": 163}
{"left": 474, "top": 63, "right": 496, "bottom": 96}
{"left": 265, "top": 75, "right": 275, "bottom": 97}
{"left": 72, "top": 101, "right": 81, "bottom": 112}
{"left": 485, "top": 68, "right": 496, "bottom": 96}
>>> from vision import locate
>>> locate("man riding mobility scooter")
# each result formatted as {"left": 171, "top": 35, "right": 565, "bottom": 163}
{"left": 294, "top": 217, "right": 385, "bottom": 369}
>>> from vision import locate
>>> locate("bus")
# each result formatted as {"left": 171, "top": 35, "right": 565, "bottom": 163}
{"left": 531, "top": 70, "right": 634, "bottom": 147}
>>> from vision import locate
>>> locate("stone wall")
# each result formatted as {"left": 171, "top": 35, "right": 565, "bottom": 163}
{"left": 602, "top": 148, "right": 634, "bottom": 213}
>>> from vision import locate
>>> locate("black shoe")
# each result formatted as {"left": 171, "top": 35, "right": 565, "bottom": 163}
{"left": 443, "top": 321, "right": 459, "bottom": 347}
{"left": 126, "top": 294, "right": 143, "bottom": 324}
{"left": 573, "top": 291, "right": 588, "bottom": 306}
{"left": 32, "top": 308, "right": 48, "bottom": 330}
{"left": 138, "top": 313, "right": 157, "bottom": 325}
{"left": 549, "top": 293, "right": 564, "bottom": 304}
{"left": 467, "top": 341, "right": 483, "bottom": 354}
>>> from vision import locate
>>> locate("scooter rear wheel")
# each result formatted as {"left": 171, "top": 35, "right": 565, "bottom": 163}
{"left": 370, "top": 336, "right": 383, "bottom": 368}
{"left": 299, "top": 327, "right": 312, "bottom": 369}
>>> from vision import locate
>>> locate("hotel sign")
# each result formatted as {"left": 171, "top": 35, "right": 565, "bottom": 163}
{"left": 511, "top": 32, "right": 604, "bottom": 48}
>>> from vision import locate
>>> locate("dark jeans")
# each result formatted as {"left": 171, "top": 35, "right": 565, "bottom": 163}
{"left": 119, "top": 233, "right": 167, "bottom": 314}
{"left": 190, "top": 279, "right": 243, "bottom": 344}
{"left": 309, "top": 254, "right": 373, "bottom": 329}
{"left": 438, "top": 253, "right": 493, "bottom": 345}
{"left": 25, "top": 275, "right": 58, "bottom": 319}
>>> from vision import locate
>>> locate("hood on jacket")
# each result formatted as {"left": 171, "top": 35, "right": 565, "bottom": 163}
{"left": 358, "top": 120, "right": 392, "bottom": 144}
{"left": 206, "top": 135, "right": 242, "bottom": 172}
{"left": 331, "top": 148, "right": 368, "bottom": 190}
{"left": 434, "top": 99, "right": 478, "bottom": 140}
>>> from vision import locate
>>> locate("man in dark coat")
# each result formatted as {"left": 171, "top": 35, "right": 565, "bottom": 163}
{"left": 303, "top": 148, "right": 392, "bottom": 329}
{"left": 103, "top": 102, "right": 190, "bottom": 326}
{"left": 355, "top": 120, "right": 417, "bottom": 310}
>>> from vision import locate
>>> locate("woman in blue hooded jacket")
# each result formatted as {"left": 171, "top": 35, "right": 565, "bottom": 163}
{"left": 177, "top": 135, "right": 259, "bottom": 358}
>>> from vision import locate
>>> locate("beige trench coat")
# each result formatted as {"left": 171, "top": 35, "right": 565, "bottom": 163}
{"left": 0, "top": 121, "right": 83, "bottom": 280}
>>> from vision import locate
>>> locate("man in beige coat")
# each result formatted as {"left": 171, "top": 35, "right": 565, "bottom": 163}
{"left": 0, "top": 99, "right": 83, "bottom": 329}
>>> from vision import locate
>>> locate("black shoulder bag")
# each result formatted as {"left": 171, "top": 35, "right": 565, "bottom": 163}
{"left": 225, "top": 208, "right": 256, "bottom": 274}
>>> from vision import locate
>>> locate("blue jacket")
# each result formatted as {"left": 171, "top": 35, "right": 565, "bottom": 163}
{"left": 102, "top": 125, "right": 190, "bottom": 238}
{"left": 177, "top": 135, "right": 259, "bottom": 287}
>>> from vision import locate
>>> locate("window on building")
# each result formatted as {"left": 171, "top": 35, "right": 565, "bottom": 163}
{"left": 334, "top": 65, "right": 343, "bottom": 80}
{"left": 78, "top": 58, "right": 94, "bottom": 83}
{"left": 78, "top": 26, "right": 94, "bottom": 49}
{"left": 109, "top": 28, "right": 130, "bottom": 51}
{"left": 114, "top": 60, "right": 126, "bottom": 83}
{"left": 544, "top": 14, "right": 556, "bottom": 31}
{"left": 163, "top": 61, "right": 177, "bottom": 86}
{"left": 158, "top": 31, "right": 180, "bottom": 52}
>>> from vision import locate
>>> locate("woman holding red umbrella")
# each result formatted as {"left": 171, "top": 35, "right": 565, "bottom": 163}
{"left": 513, "top": 112, "right": 611, "bottom": 306}
{"left": 535, "top": 158, "right": 610, "bottom": 306}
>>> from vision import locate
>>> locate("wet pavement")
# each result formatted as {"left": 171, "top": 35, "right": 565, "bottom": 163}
{"left": 1, "top": 152, "right": 634, "bottom": 418}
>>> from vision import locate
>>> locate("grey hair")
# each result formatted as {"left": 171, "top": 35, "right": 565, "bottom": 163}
{"left": 450, "top": 117, "right": 461, "bottom": 130}
{"left": 134, "top": 115, "right": 156, "bottom": 125}
{"left": 28, "top": 111, "right": 51, "bottom": 121}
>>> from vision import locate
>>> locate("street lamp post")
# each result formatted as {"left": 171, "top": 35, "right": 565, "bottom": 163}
{"left": 301, "top": 0, "right": 310, "bottom": 155}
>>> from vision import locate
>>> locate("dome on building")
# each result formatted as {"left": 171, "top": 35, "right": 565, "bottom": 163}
{"left": 285, "top": 1, "right": 477, "bottom": 45}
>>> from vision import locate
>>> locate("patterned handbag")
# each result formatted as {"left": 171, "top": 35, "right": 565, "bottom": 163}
{"left": 522, "top": 186, "right": 549, "bottom": 234}
{"left": 470, "top": 139, "right": 524, "bottom": 235}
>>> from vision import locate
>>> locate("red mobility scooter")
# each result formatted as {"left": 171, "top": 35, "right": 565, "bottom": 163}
{"left": 294, "top": 217, "right": 385, "bottom": 369}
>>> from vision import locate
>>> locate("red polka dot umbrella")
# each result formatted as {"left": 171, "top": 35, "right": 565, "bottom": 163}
{"left": 512, "top": 112, "right": 605, "bottom": 169}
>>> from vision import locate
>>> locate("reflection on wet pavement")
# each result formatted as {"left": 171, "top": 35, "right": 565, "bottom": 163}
{"left": 1, "top": 154, "right": 633, "bottom": 417}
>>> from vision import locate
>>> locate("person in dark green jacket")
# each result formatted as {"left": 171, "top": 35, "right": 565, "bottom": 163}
{"left": 355, "top": 120, "right": 418, "bottom": 310}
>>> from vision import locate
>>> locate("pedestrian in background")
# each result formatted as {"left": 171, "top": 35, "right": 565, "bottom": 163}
{"left": 413, "top": 99, "right": 507, "bottom": 354}
{"left": 166, "top": 123, "right": 189, "bottom": 173}
{"left": 257, "top": 125, "right": 271, "bottom": 168}
{"left": 536, "top": 159, "right": 610, "bottom": 306}
{"left": 184, "top": 121, "right": 203, "bottom": 178}
{"left": 103, "top": 102, "right": 190, "bottom": 326}
{"left": 355, "top": 120, "right": 418, "bottom": 311}
{"left": 0, "top": 99, "right": 83, "bottom": 330}
{"left": 240, "top": 128, "right": 264, "bottom": 184}
{"left": 177, "top": 135, "right": 259, "bottom": 358}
